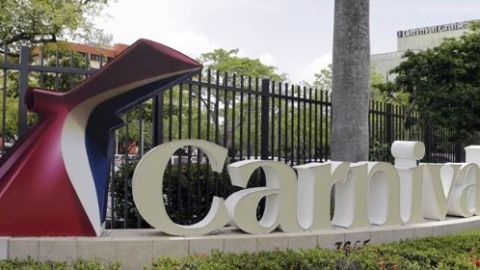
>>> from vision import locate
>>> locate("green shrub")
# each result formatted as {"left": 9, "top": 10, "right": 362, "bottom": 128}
{"left": 369, "top": 141, "right": 393, "bottom": 162}
{"left": 0, "top": 258, "right": 120, "bottom": 270}
{"left": 2, "top": 231, "right": 480, "bottom": 269}
{"left": 148, "top": 230, "right": 480, "bottom": 270}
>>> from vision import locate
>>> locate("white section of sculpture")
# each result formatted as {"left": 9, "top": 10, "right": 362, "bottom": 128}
{"left": 226, "top": 160, "right": 302, "bottom": 233}
{"left": 294, "top": 162, "right": 350, "bottom": 230}
{"left": 367, "top": 162, "right": 402, "bottom": 226}
{"left": 391, "top": 141, "right": 425, "bottom": 168}
{"left": 447, "top": 163, "right": 479, "bottom": 217}
{"left": 422, "top": 163, "right": 461, "bottom": 220}
{"left": 331, "top": 162, "right": 370, "bottom": 228}
{"left": 391, "top": 141, "right": 425, "bottom": 224}
{"left": 465, "top": 146, "right": 480, "bottom": 216}
{"left": 225, "top": 187, "right": 279, "bottom": 234}
{"left": 130, "top": 140, "right": 480, "bottom": 236}
{"left": 132, "top": 139, "right": 230, "bottom": 236}
{"left": 465, "top": 146, "right": 480, "bottom": 165}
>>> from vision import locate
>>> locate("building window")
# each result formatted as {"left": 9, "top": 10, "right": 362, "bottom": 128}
{"left": 90, "top": 54, "right": 101, "bottom": 62}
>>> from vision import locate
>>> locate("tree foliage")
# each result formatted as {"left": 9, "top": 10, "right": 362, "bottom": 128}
{"left": 313, "top": 64, "right": 332, "bottom": 92}
{"left": 0, "top": 0, "right": 110, "bottom": 143}
{"left": 0, "top": 0, "right": 111, "bottom": 49}
{"left": 0, "top": 45, "right": 92, "bottom": 142}
{"left": 0, "top": 93, "right": 20, "bottom": 141}
{"left": 382, "top": 22, "right": 480, "bottom": 141}
{"left": 199, "top": 49, "right": 285, "bottom": 81}
{"left": 313, "top": 64, "right": 386, "bottom": 101}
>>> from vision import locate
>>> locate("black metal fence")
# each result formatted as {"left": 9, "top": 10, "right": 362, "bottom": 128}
{"left": 1, "top": 45, "right": 479, "bottom": 229}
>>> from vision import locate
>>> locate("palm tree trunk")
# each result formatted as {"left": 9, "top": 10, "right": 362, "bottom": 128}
{"left": 331, "top": 0, "right": 370, "bottom": 162}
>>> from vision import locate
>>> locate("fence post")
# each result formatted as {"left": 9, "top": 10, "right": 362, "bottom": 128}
{"left": 152, "top": 93, "right": 164, "bottom": 146}
{"left": 138, "top": 103, "right": 144, "bottom": 156}
{"left": 385, "top": 103, "right": 393, "bottom": 145}
{"left": 261, "top": 79, "right": 270, "bottom": 160}
{"left": 424, "top": 123, "right": 432, "bottom": 161}
{"left": 454, "top": 141, "right": 463, "bottom": 162}
{"left": 18, "top": 46, "right": 29, "bottom": 136}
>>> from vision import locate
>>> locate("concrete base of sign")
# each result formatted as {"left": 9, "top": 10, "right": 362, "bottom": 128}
{"left": 2, "top": 216, "right": 480, "bottom": 269}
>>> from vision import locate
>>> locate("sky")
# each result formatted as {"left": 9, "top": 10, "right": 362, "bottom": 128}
{"left": 96, "top": 0, "right": 480, "bottom": 83}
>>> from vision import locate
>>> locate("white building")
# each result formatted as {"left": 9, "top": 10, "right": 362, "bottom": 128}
{"left": 371, "top": 20, "right": 476, "bottom": 81}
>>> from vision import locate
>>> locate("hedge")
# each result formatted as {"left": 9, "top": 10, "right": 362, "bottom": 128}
{"left": 149, "top": 230, "right": 480, "bottom": 270}
{"left": 2, "top": 230, "right": 480, "bottom": 269}
{"left": 0, "top": 259, "right": 120, "bottom": 270}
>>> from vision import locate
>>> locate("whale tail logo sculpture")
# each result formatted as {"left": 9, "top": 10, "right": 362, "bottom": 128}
{"left": 0, "top": 39, "right": 201, "bottom": 236}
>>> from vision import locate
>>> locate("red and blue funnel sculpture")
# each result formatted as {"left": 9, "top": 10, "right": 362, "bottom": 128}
{"left": 0, "top": 39, "right": 201, "bottom": 236}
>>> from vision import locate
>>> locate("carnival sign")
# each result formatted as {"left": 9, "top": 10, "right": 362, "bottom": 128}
{"left": 0, "top": 40, "right": 479, "bottom": 237}
{"left": 132, "top": 139, "right": 480, "bottom": 236}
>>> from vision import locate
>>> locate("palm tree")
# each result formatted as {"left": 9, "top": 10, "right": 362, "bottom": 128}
{"left": 331, "top": 0, "right": 370, "bottom": 162}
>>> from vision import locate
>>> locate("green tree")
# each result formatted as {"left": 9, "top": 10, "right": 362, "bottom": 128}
{"left": 0, "top": 45, "right": 95, "bottom": 143}
{"left": 370, "top": 66, "right": 386, "bottom": 101}
{"left": 35, "top": 44, "right": 90, "bottom": 91}
{"left": 313, "top": 64, "right": 385, "bottom": 100}
{"left": 0, "top": 0, "right": 111, "bottom": 50}
{"left": 199, "top": 49, "right": 285, "bottom": 81}
{"left": 192, "top": 49, "right": 285, "bottom": 154}
{"left": 331, "top": 0, "right": 370, "bottom": 162}
{"left": 313, "top": 64, "right": 333, "bottom": 92}
{"left": 0, "top": 94, "right": 19, "bottom": 141}
{"left": 0, "top": 0, "right": 111, "bottom": 144}
{"left": 383, "top": 22, "right": 480, "bottom": 146}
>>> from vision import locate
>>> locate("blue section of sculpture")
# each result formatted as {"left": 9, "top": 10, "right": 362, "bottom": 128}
{"left": 85, "top": 73, "right": 195, "bottom": 222}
